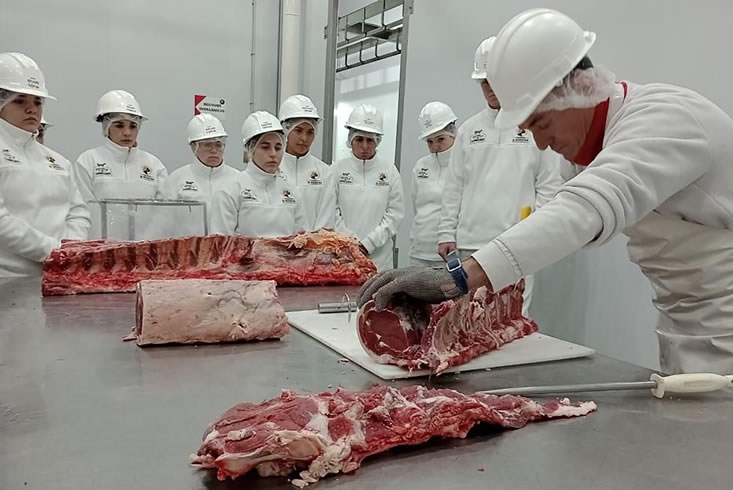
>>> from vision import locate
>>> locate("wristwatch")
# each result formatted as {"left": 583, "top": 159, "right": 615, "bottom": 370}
{"left": 445, "top": 250, "right": 469, "bottom": 295}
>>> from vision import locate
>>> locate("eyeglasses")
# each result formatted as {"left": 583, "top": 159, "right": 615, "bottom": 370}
{"left": 199, "top": 140, "right": 225, "bottom": 150}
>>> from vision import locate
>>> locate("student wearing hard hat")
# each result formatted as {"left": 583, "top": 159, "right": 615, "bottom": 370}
{"left": 333, "top": 104, "right": 405, "bottom": 272}
{"left": 437, "top": 37, "right": 563, "bottom": 313}
{"left": 0, "top": 52, "right": 90, "bottom": 276}
{"left": 409, "top": 101, "right": 458, "bottom": 268}
{"left": 359, "top": 8, "right": 733, "bottom": 374}
{"left": 36, "top": 116, "right": 52, "bottom": 145}
{"left": 74, "top": 90, "right": 167, "bottom": 238}
{"left": 279, "top": 94, "right": 337, "bottom": 231}
{"left": 209, "top": 111, "right": 305, "bottom": 238}
{"left": 154, "top": 113, "right": 240, "bottom": 237}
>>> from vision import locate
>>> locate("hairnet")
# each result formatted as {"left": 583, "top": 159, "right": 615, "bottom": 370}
{"left": 243, "top": 131, "right": 284, "bottom": 163}
{"left": 0, "top": 89, "right": 19, "bottom": 113}
{"left": 101, "top": 112, "right": 142, "bottom": 137}
{"left": 282, "top": 117, "right": 319, "bottom": 136}
{"left": 424, "top": 122, "right": 457, "bottom": 140}
{"left": 534, "top": 64, "right": 616, "bottom": 114}
{"left": 347, "top": 128, "right": 382, "bottom": 148}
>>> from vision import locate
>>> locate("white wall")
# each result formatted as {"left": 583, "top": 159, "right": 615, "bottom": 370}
{"left": 2, "top": 0, "right": 280, "bottom": 171}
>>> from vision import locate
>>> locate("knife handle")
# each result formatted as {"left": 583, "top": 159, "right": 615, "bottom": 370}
{"left": 650, "top": 373, "right": 733, "bottom": 398}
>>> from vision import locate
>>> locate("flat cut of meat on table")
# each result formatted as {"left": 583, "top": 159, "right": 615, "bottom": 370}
{"left": 42, "top": 230, "right": 377, "bottom": 296}
{"left": 192, "top": 385, "right": 597, "bottom": 487}
{"left": 358, "top": 281, "right": 537, "bottom": 374}
{"left": 134, "top": 279, "right": 289, "bottom": 345}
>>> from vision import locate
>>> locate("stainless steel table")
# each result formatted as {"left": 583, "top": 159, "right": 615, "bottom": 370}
{"left": 1, "top": 277, "right": 731, "bottom": 490}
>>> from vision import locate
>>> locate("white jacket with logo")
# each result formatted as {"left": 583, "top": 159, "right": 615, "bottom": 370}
{"left": 0, "top": 118, "right": 90, "bottom": 276}
{"left": 438, "top": 108, "right": 563, "bottom": 250}
{"left": 333, "top": 153, "right": 405, "bottom": 271}
{"left": 409, "top": 147, "right": 453, "bottom": 261}
{"left": 75, "top": 139, "right": 168, "bottom": 239}
{"left": 152, "top": 159, "right": 241, "bottom": 237}
{"left": 280, "top": 151, "right": 337, "bottom": 231}
{"left": 209, "top": 162, "right": 306, "bottom": 238}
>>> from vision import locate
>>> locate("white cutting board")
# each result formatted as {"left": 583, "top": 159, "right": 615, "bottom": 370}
{"left": 287, "top": 309, "right": 595, "bottom": 380}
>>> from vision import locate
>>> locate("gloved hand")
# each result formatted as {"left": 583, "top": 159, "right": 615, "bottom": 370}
{"left": 357, "top": 266, "right": 463, "bottom": 310}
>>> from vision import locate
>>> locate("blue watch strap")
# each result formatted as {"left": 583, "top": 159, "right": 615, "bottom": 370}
{"left": 445, "top": 250, "right": 469, "bottom": 295}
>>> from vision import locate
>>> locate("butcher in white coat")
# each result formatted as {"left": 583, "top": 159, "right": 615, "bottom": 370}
{"left": 0, "top": 52, "right": 90, "bottom": 276}
{"left": 75, "top": 90, "right": 167, "bottom": 239}
{"left": 209, "top": 111, "right": 305, "bottom": 238}
{"left": 154, "top": 114, "right": 239, "bottom": 237}
{"left": 359, "top": 8, "right": 733, "bottom": 374}
{"left": 438, "top": 37, "right": 563, "bottom": 312}
{"left": 279, "top": 94, "right": 337, "bottom": 231}
{"left": 333, "top": 104, "right": 404, "bottom": 272}
{"left": 409, "top": 101, "right": 458, "bottom": 268}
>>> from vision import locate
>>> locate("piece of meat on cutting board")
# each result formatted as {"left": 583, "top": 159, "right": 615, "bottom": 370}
{"left": 135, "top": 279, "right": 289, "bottom": 345}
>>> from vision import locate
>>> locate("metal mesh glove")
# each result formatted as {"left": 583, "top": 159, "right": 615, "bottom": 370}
{"left": 357, "top": 266, "right": 463, "bottom": 310}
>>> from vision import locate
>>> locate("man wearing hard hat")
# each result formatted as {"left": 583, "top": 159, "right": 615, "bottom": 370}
{"left": 359, "top": 8, "right": 733, "bottom": 374}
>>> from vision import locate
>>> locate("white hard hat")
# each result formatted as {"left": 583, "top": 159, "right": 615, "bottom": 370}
{"left": 345, "top": 104, "right": 383, "bottom": 135}
{"left": 471, "top": 37, "right": 495, "bottom": 80}
{"left": 40, "top": 116, "right": 53, "bottom": 127}
{"left": 279, "top": 94, "right": 320, "bottom": 122}
{"left": 0, "top": 52, "right": 55, "bottom": 100}
{"left": 187, "top": 113, "right": 227, "bottom": 143}
{"left": 417, "top": 101, "right": 457, "bottom": 140}
{"left": 241, "top": 110, "right": 283, "bottom": 145}
{"left": 487, "top": 8, "right": 596, "bottom": 128}
{"left": 94, "top": 90, "right": 147, "bottom": 122}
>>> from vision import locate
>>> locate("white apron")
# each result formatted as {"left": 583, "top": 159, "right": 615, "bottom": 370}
{"left": 626, "top": 212, "right": 733, "bottom": 374}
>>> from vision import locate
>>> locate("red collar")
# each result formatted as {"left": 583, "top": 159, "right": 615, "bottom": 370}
{"left": 572, "top": 82, "right": 627, "bottom": 166}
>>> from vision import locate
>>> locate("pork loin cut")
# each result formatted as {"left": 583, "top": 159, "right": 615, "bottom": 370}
{"left": 42, "top": 230, "right": 377, "bottom": 296}
{"left": 192, "top": 385, "right": 597, "bottom": 487}
{"left": 134, "top": 279, "right": 288, "bottom": 346}
{"left": 358, "top": 281, "right": 538, "bottom": 374}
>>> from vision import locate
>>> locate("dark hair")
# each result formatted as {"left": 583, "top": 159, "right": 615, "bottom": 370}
{"left": 574, "top": 56, "right": 594, "bottom": 71}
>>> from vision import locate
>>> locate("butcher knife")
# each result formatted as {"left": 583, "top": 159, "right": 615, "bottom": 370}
{"left": 481, "top": 373, "right": 733, "bottom": 399}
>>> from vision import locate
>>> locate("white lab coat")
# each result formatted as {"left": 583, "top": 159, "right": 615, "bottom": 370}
{"left": 333, "top": 153, "right": 404, "bottom": 272}
{"left": 280, "top": 151, "right": 337, "bottom": 231}
{"left": 409, "top": 147, "right": 452, "bottom": 263}
{"left": 149, "top": 159, "right": 241, "bottom": 238}
{"left": 209, "top": 162, "right": 306, "bottom": 238}
{"left": 0, "top": 118, "right": 90, "bottom": 276}
{"left": 75, "top": 139, "right": 168, "bottom": 239}
{"left": 473, "top": 82, "right": 733, "bottom": 373}
{"left": 438, "top": 108, "right": 563, "bottom": 250}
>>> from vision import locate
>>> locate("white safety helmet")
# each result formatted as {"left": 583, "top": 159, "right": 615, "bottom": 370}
{"left": 417, "top": 101, "right": 457, "bottom": 140}
{"left": 187, "top": 113, "right": 227, "bottom": 143}
{"left": 345, "top": 104, "right": 383, "bottom": 135}
{"left": 471, "top": 37, "right": 495, "bottom": 80}
{"left": 487, "top": 8, "right": 596, "bottom": 128}
{"left": 279, "top": 94, "right": 320, "bottom": 122}
{"left": 0, "top": 52, "right": 55, "bottom": 100}
{"left": 242, "top": 110, "right": 284, "bottom": 145}
{"left": 94, "top": 89, "right": 147, "bottom": 122}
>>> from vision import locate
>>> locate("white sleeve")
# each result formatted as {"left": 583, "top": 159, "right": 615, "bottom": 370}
{"left": 0, "top": 189, "right": 61, "bottom": 261}
{"left": 63, "top": 164, "right": 92, "bottom": 240}
{"left": 472, "top": 192, "right": 602, "bottom": 291}
{"left": 437, "top": 131, "right": 464, "bottom": 243}
{"left": 74, "top": 156, "right": 96, "bottom": 203}
{"left": 410, "top": 163, "right": 418, "bottom": 215}
{"left": 533, "top": 150, "right": 564, "bottom": 209}
{"left": 314, "top": 167, "right": 337, "bottom": 230}
{"left": 154, "top": 158, "right": 169, "bottom": 198}
{"left": 209, "top": 185, "right": 241, "bottom": 235}
{"left": 362, "top": 167, "right": 405, "bottom": 253}
{"left": 333, "top": 163, "right": 348, "bottom": 233}
{"left": 294, "top": 189, "right": 307, "bottom": 233}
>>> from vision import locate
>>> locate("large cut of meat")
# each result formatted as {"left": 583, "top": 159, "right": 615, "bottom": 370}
{"left": 134, "top": 279, "right": 288, "bottom": 345}
{"left": 192, "top": 385, "right": 596, "bottom": 487}
{"left": 358, "top": 282, "right": 537, "bottom": 374}
{"left": 42, "top": 230, "right": 377, "bottom": 296}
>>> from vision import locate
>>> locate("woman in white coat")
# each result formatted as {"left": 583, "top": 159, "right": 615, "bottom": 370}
{"left": 75, "top": 90, "right": 167, "bottom": 239}
{"left": 409, "top": 101, "right": 457, "bottom": 267}
{"left": 333, "top": 104, "right": 404, "bottom": 272}
{"left": 0, "top": 52, "right": 90, "bottom": 276}
{"left": 154, "top": 114, "right": 240, "bottom": 237}
{"left": 209, "top": 111, "right": 305, "bottom": 238}
{"left": 359, "top": 8, "right": 733, "bottom": 374}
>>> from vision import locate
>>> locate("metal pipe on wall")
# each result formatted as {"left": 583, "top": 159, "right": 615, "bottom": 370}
{"left": 322, "top": 0, "right": 339, "bottom": 164}
{"left": 279, "top": 0, "right": 302, "bottom": 105}
{"left": 249, "top": 0, "right": 257, "bottom": 113}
